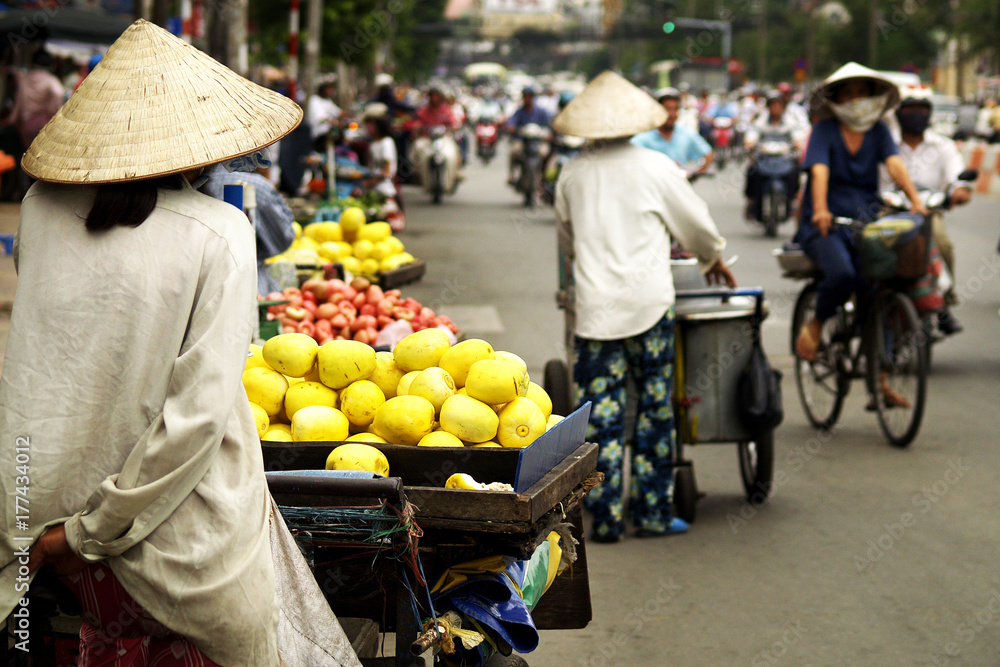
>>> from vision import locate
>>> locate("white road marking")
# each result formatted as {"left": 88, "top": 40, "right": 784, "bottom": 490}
{"left": 442, "top": 305, "right": 505, "bottom": 333}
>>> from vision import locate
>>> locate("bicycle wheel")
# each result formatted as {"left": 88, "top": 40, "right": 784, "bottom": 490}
{"left": 792, "top": 284, "right": 846, "bottom": 429}
{"left": 867, "top": 291, "right": 927, "bottom": 448}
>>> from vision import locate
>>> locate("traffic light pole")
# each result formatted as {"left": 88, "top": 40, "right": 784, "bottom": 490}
{"left": 670, "top": 17, "right": 732, "bottom": 61}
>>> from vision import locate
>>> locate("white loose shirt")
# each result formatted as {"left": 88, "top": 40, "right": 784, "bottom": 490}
{"left": 0, "top": 181, "right": 280, "bottom": 665}
{"left": 555, "top": 142, "right": 726, "bottom": 340}
{"left": 370, "top": 135, "right": 398, "bottom": 197}
{"left": 308, "top": 95, "right": 342, "bottom": 140}
{"left": 879, "top": 130, "right": 966, "bottom": 192}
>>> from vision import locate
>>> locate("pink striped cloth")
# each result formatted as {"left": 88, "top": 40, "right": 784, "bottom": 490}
{"left": 61, "top": 563, "right": 221, "bottom": 667}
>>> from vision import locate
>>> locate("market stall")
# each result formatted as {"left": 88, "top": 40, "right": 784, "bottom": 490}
{"left": 246, "top": 323, "right": 600, "bottom": 665}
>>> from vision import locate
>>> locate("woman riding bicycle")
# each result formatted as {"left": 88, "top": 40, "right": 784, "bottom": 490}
{"left": 794, "top": 63, "right": 928, "bottom": 405}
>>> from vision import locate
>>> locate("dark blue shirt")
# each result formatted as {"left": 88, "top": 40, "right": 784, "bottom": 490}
{"left": 507, "top": 105, "right": 551, "bottom": 131}
{"left": 799, "top": 119, "right": 899, "bottom": 228}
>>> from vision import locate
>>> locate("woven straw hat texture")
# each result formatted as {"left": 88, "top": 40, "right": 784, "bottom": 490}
{"left": 552, "top": 71, "right": 667, "bottom": 140}
{"left": 808, "top": 61, "right": 901, "bottom": 122}
{"left": 22, "top": 19, "right": 302, "bottom": 184}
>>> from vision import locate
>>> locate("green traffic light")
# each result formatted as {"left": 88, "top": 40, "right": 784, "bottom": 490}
{"left": 663, "top": 21, "right": 675, "bottom": 33}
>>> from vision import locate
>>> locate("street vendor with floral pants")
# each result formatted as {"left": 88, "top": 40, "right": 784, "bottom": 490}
{"left": 554, "top": 72, "right": 735, "bottom": 543}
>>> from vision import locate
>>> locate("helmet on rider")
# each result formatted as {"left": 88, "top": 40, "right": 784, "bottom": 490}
{"left": 655, "top": 87, "right": 681, "bottom": 103}
{"left": 776, "top": 81, "right": 793, "bottom": 95}
{"left": 897, "top": 83, "right": 933, "bottom": 108}
{"left": 896, "top": 84, "right": 933, "bottom": 136}
{"left": 558, "top": 90, "right": 576, "bottom": 109}
{"left": 765, "top": 88, "right": 785, "bottom": 104}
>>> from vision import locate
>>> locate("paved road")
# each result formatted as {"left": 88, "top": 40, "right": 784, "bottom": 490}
{"left": 399, "top": 149, "right": 1000, "bottom": 666}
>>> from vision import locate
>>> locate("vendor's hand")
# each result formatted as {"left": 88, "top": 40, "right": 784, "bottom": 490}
{"left": 910, "top": 203, "right": 930, "bottom": 218}
{"left": 27, "top": 525, "right": 87, "bottom": 576}
{"left": 813, "top": 208, "right": 833, "bottom": 237}
{"left": 705, "top": 258, "right": 737, "bottom": 288}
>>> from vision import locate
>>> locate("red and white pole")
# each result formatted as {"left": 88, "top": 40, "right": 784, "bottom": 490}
{"left": 180, "top": 0, "right": 192, "bottom": 42}
{"left": 191, "top": 0, "right": 203, "bottom": 39}
{"left": 289, "top": 0, "right": 300, "bottom": 103}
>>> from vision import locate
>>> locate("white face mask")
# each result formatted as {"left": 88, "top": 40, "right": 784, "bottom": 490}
{"left": 826, "top": 93, "right": 889, "bottom": 133}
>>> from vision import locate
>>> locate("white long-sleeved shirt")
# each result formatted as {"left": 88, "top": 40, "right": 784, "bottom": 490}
{"left": 555, "top": 142, "right": 726, "bottom": 340}
{"left": 0, "top": 180, "right": 358, "bottom": 666}
{"left": 878, "top": 129, "right": 967, "bottom": 193}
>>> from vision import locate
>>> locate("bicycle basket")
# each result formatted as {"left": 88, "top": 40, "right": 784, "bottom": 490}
{"left": 857, "top": 213, "right": 929, "bottom": 281}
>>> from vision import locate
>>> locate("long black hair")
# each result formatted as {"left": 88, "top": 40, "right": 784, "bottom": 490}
{"left": 84, "top": 174, "right": 185, "bottom": 231}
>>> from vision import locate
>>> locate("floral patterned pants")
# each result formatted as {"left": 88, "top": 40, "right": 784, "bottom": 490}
{"left": 574, "top": 309, "right": 676, "bottom": 541}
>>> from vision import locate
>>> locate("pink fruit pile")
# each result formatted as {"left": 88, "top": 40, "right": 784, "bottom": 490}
{"left": 262, "top": 277, "right": 459, "bottom": 345}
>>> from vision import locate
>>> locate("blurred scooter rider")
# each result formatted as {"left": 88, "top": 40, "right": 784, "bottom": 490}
{"left": 506, "top": 86, "right": 552, "bottom": 185}
{"left": 411, "top": 85, "right": 462, "bottom": 190}
{"left": 743, "top": 89, "right": 806, "bottom": 219}
{"left": 880, "top": 85, "right": 971, "bottom": 335}
{"left": 775, "top": 81, "right": 810, "bottom": 133}
{"left": 415, "top": 84, "right": 460, "bottom": 130}
{"left": 631, "top": 87, "right": 714, "bottom": 178}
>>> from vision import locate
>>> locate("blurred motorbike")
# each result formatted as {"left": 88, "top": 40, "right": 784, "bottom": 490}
{"left": 412, "top": 125, "right": 461, "bottom": 204}
{"left": 512, "top": 123, "right": 551, "bottom": 208}
{"left": 474, "top": 117, "right": 501, "bottom": 165}
{"left": 542, "top": 133, "right": 585, "bottom": 206}
{"left": 711, "top": 117, "right": 734, "bottom": 170}
{"left": 749, "top": 131, "right": 799, "bottom": 237}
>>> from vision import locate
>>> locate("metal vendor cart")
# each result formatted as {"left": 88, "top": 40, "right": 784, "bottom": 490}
{"left": 261, "top": 407, "right": 600, "bottom": 667}
{"left": 544, "top": 247, "right": 777, "bottom": 525}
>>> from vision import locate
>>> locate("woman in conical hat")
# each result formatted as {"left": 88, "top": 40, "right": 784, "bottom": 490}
{"left": 553, "top": 71, "right": 735, "bottom": 543}
{"left": 793, "top": 62, "right": 926, "bottom": 404}
{"left": 0, "top": 20, "right": 358, "bottom": 667}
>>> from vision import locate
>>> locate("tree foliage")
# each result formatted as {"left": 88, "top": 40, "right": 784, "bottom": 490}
{"left": 610, "top": 0, "right": 949, "bottom": 85}
{"left": 248, "top": 0, "right": 446, "bottom": 80}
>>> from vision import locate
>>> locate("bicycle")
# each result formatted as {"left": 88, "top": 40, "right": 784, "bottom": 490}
{"left": 778, "top": 217, "right": 930, "bottom": 448}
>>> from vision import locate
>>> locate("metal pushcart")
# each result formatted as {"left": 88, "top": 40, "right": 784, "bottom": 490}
{"left": 671, "top": 286, "right": 775, "bottom": 522}
{"left": 543, "top": 251, "right": 777, "bottom": 524}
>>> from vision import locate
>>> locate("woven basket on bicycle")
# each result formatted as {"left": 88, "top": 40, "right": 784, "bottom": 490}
{"left": 855, "top": 212, "right": 931, "bottom": 281}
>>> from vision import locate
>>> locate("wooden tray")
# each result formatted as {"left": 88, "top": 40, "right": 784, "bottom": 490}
{"left": 375, "top": 260, "right": 426, "bottom": 289}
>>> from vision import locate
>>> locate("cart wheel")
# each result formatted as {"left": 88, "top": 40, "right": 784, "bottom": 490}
{"left": 544, "top": 358, "right": 572, "bottom": 418}
{"left": 673, "top": 464, "right": 697, "bottom": 524}
{"left": 738, "top": 429, "right": 775, "bottom": 503}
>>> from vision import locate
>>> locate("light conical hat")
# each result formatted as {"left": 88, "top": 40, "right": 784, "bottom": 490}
{"left": 23, "top": 19, "right": 302, "bottom": 184}
{"left": 809, "top": 62, "right": 900, "bottom": 121}
{"left": 552, "top": 71, "right": 666, "bottom": 139}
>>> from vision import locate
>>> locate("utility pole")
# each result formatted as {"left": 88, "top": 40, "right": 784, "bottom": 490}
{"left": 226, "top": 0, "right": 248, "bottom": 75}
{"left": 302, "top": 0, "right": 323, "bottom": 107}
{"left": 757, "top": 0, "right": 767, "bottom": 82}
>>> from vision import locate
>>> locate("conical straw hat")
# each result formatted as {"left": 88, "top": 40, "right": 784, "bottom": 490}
{"left": 552, "top": 71, "right": 666, "bottom": 139}
{"left": 22, "top": 19, "right": 302, "bottom": 184}
{"left": 808, "top": 61, "right": 900, "bottom": 122}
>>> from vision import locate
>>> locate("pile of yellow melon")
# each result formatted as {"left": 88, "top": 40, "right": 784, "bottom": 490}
{"left": 243, "top": 329, "right": 562, "bottom": 450}
{"left": 265, "top": 207, "right": 416, "bottom": 276}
